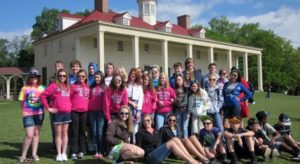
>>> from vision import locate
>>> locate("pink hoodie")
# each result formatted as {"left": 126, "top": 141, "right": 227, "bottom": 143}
{"left": 156, "top": 87, "right": 176, "bottom": 114}
{"left": 88, "top": 85, "right": 106, "bottom": 111}
{"left": 104, "top": 88, "right": 128, "bottom": 122}
{"left": 142, "top": 90, "right": 157, "bottom": 114}
{"left": 41, "top": 83, "right": 71, "bottom": 113}
{"left": 70, "top": 83, "right": 90, "bottom": 112}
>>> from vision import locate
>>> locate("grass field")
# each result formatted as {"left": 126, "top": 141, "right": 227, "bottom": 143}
{"left": 0, "top": 91, "right": 300, "bottom": 164}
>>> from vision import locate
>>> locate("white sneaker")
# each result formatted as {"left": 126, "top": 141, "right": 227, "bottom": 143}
{"left": 56, "top": 154, "right": 62, "bottom": 162}
{"left": 271, "top": 148, "right": 280, "bottom": 161}
{"left": 264, "top": 148, "right": 271, "bottom": 161}
{"left": 32, "top": 155, "right": 40, "bottom": 161}
{"left": 71, "top": 153, "right": 77, "bottom": 160}
{"left": 78, "top": 152, "right": 84, "bottom": 159}
{"left": 292, "top": 154, "right": 300, "bottom": 161}
{"left": 61, "top": 154, "right": 68, "bottom": 161}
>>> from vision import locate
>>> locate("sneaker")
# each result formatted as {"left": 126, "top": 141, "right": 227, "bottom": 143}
{"left": 94, "top": 153, "right": 103, "bottom": 159}
{"left": 19, "top": 156, "right": 25, "bottom": 163}
{"left": 71, "top": 153, "right": 77, "bottom": 160}
{"left": 56, "top": 154, "right": 62, "bottom": 162}
{"left": 264, "top": 148, "right": 272, "bottom": 161}
{"left": 292, "top": 154, "right": 300, "bottom": 161}
{"left": 61, "top": 154, "right": 68, "bottom": 161}
{"left": 78, "top": 152, "right": 84, "bottom": 159}
{"left": 32, "top": 155, "right": 40, "bottom": 161}
{"left": 271, "top": 148, "right": 280, "bottom": 161}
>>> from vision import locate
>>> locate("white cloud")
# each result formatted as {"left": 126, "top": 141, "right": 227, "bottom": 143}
{"left": 0, "top": 28, "right": 32, "bottom": 41}
{"left": 253, "top": 2, "right": 264, "bottom": 9}
{"left": 229, "top": 7, "right": 300, "bottom": 48}
{"left": 156, "top": 0, "right": 222, "bottom": 24}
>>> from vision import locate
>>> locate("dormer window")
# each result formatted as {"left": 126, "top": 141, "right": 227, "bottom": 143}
{"left": 155, "top": 21, "right": 173, "bottom": 33}
{"left": 113, "top": 12, "right": 132, "bottom": 26}
{"left": 189, "top": 28, "right": 206, "bottom": 39}
{"left": 144, "top": 4, "right": 150, "bottom": 15}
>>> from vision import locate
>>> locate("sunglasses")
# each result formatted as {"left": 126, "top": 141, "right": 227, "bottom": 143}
{"left": 120, "top": 112, "right": 129, "bottom": 116}
{"left": 168, "top": 119, "right": 176, "bottom": 122}
{"left": 203, "top": 122, "right": 212, "bottom": 125}
{"left": 209, "top": 79, "right": 216, "bottom": 81}
{"left": 58, "top": 75, "right": 67, "bottom": 77}
{"left": 144, "top": 119, "right": 151, "bottom": 123}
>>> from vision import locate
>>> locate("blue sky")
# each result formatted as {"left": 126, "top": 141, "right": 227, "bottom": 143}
{"left": 1, "top": 0, "right": 300, "bottom": 47}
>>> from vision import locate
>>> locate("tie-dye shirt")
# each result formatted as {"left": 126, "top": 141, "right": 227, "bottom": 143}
{"left": 18, "top": 85, "right": 45, "bottom": 116}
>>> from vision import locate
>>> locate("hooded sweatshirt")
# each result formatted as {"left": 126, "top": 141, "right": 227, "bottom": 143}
{"left": 41, "top": 83, "right": 71, "bottom": 113}
{"left": 188, "top": 88, "right": 209, "bottom": 117}
{"left": 142, "top": 89, "right": 157, "bottom": 114}
{"left": 206, "top": 85, "right": 224, "bottom": 114}
{"left": 223, "top": 81, "right": 252, "bottom": 106}
{"left": 70, "top": 83, "right": 90, "bottom": 112}
{"left": 88, "top": 84, "right": 106, "bottom": 111}
{"left": 156, "top": 87, "right": 176, "bottom": 114}
{"left": 104, "top": 88, "right": 128, "bottom": 122}
{"left": 88, "top": 63, "right": 98, "bottom": 86}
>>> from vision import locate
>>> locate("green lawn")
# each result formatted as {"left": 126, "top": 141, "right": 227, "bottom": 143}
{"left": 0, "top": 91, "right": 300, "bottom": 163}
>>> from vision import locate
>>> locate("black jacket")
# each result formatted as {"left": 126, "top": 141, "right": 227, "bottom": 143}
{"left": 159, "top": 125, "right": 184, "bottom": 144}
{"left": 136, "top": 129, "right": 161, "bottom": 157}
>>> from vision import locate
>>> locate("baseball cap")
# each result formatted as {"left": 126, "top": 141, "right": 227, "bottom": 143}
{"left": 29, "top": 69, "right": 41, "bottom": 78}
{"left": 200, "top": 115, "right": 214, "bottom": 122}
{"left": 256, "top": 111, "right": 270, "bottom": 121}
{"left": 279, "top": 113, "right": 291, "bottom": 126}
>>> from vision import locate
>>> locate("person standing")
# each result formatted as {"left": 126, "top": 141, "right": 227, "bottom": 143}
{"left": 202, "top": 63, "right": 219, "bottom": 89}
{"left": 18, "top": 69, "right": 45, "bottom": 163}
{"left": 183, "top": 58, "right": 202, "bottom": 87}
{"left": 88, "top": 71, "right": 107, "bottom": 159}
{"left": 155, "top": 73, "right": 176, "bottom": 130}
{"left": 41, "top": 69, "right": 71, "bottom": 162}
{"left": 104, "top": 63, "right": 115, "bottom": 87}
{"left": 87, "top": 62, "right": 98, "bottom": 86}
{"left": 69, "top": 69, "right": 90, "bottom": 160}
{"left": 141, "top": 73, "right": 157, "bottom": 118}
{"left": 69, "top": 60, "right": 82, "bottom": 85}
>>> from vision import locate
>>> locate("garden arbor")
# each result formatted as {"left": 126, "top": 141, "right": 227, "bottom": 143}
{"left": 0, "top": 67, "right": 30, "bottom": 100}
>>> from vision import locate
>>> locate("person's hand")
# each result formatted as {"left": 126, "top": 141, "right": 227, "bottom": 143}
{"left": 108, "top": 120, "right": 112, "bottom": 124}
{"left": 159, "top": 101, "right": 165, "bottom": 107}
{"left": 136, "top": 112, "right": 141, "bottom": 119}
{"left": 48, "top": 108, "right": 58, "bottom": 113}
{"left": 235, "top": 97, "right": 240, "bottom": 101}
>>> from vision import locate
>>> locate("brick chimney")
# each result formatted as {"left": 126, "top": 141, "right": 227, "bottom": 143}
{"left": 177, "top": 15, "right": 190, "bottom": 29}
{"left": 95, "top": 0, "right": 108, "bottom": 13}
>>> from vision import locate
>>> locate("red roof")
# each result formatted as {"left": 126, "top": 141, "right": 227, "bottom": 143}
{"left": 39, "top": 10, "right": 200, "bottom": 41}
{"left": 58, "top": 13, "right": 84, "bottom": 19}
{"left": 0, "top": 67, "right": 30, "bottom": 75}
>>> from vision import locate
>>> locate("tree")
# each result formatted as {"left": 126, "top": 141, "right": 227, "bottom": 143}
{"left": 31, "top": 8, "right": 70, "bottom": 41}
{"left": 0, "top": 38, "right": 10, "bottom": 66}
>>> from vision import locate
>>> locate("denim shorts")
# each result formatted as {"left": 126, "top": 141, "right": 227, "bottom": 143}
{"left": 146, "top": 143, "right": 171, "bottom": 164}
{"left": 53, "top": 112, "right": 71, "bottom": 124}
{"left": 23, "top": 114, "right": 44, "bottom": 128}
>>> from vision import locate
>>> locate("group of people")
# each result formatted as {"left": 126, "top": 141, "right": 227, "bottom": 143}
{"left": 18, "top": 57, "right": 300, "bottom": 164}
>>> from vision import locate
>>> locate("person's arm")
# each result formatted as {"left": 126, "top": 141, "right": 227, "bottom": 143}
{"left": 104, "top": 89, "right": 112, "bottom": 123}
{"left": 121, "top": 89, "right": 128, "bottom": 106}
{"left": 40, "top": 84, "right": 57, "bottom": 113}
{"left": 135, "top": 131, "right": 143, "bottom": 147}
{"left": 106, "top": 121, "right": 123, "bottom": 145}
{"left": 151, "top": 92, "right": 157, "bottom": 112}
{"left": 240, "top": 84, "right": 252, "bottom": 102}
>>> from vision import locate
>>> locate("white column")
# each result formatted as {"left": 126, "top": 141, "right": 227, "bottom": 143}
{"left": 208, "top": 47, "right": 214, "bottom": 63}
{"left": 97, "top": 31, "right": 105, "bottom": 71}
{"left": 162, "top": 40, "right": 169, "bottom": 76}
{"left": 235, "top": 57, "right": 239, "bottom": 68}
{"left": 227, "top": 50, "right": 232, "bottom": 70}
{"left": 132, "top": 36, "right": 139, "bottom": 68}
{"left": 187, "top": 44, "right": 193, "bottom": 58}
{"left": 243, "top": 52, "right": 249, "bottom": 81}
{"left": 6, "top": 79, "right": 10, "bottom": 99}
{"left": 75, "top": 38, "right": 80, "bottom": 59}
{"left": 257, "top": 53, "right": 263, "bottom": 91}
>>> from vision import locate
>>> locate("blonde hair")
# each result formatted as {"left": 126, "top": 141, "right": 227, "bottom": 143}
{"left": 158, "top": 72, "right": 169, "bottom": 91}
{"left": 119, "top": 106, "right": 133, "bottom": 133}
{"left": 116, "top": 66, "right": 128, "bottom": 82}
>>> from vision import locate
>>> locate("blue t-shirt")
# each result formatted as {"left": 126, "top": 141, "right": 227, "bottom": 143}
{"left": 199, "top": 127, "right": 220, "bottom": 147}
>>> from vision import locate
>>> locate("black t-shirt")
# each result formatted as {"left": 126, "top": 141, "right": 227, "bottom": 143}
{"left": 273, "top": 123, "right": 291, "bottom": 135}
{"left": 246, "top": 126, "right": 270, "bottom": 145}
{"left": 136, "top": 129, "right": 161, "bottom": 157}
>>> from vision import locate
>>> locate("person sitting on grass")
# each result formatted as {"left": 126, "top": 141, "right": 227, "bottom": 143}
{"left": 198, "top": 115, "right": 230, "bottom": 164}
{"left": 273, "top": 113, "right": 300, "bottom": 161}
{"left": 224, "top": 117, "right": 257, "bottom": 164}
{"left": 106, "top": 106, "right": 144, "bottom": 163}
{"left": 159, "top": 114, "right": 210, "bottom": 163}
{"left": 136, "top": 114, "right": 199, "bottom": 164}
{"left": 246, "top": 118, "right": 280, "bottom": 161}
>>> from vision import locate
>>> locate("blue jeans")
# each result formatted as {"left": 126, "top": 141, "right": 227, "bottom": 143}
{"left": 88, "top": 111, "right": 105, "bottom": 153}
{"left": 146, "top": 143, "right": 171, "bottom": 164}
{"left": 155, "top": 113, "right": 170, "bottom": 130}
{"left": 174, "top": 111, "right": 190, "bottom": 138}
{"left": 207, "top": 112, "right": 223, "bottom": 132}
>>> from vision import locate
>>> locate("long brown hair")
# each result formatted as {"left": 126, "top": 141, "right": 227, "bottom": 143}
{"left": 56, "top": 69, "right": 69, "bottom": 90}
{"left": 140, "top": 114, "right": 155, "bottom": 129}
{"left": 76, "top": 69, "right": 88, "bottom": 85}
{"left": 119, "top": 106, "right": 133, "bottom": 133}
{"left": 127, "top": 68, "right": 142, "bottom": 86}
{"left": 142, "top": 73, "right": 155, "bottom": 93}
